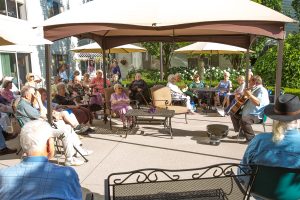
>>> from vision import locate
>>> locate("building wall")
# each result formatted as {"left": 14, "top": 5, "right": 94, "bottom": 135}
{"left": 282, "top": 0, "right": 299, "bottom": 34}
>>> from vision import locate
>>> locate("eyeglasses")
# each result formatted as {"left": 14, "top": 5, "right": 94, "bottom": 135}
{"left": 30, "top": 75, "right": 34, "bottom": 78}
{"left": 117, "top": 87, "right": 123, "bottom": 89}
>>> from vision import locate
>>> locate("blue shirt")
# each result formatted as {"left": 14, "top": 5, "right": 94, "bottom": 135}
{"left": 0, "top": 156, "right": 82, "bottom": 200}
{"left": 239, "top": 129, "right": 300, "bottom": 187}
{"left": 16, "top": 98, "right": 41, "bottom": 125}
{"left": 242, "top": 85, "right": 269, "bottom": 119}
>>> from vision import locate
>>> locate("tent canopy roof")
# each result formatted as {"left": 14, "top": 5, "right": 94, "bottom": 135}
{"left": 70, "top": 43, "right": 146, "bottom": 53}
{"left": 42, "top": 0, "right": 296, "bottom": 48}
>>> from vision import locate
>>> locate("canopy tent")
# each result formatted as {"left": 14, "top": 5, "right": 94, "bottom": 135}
{"left": 41, "top": 0, "right": 296, "bottom": 122}
{"left": 70, "top": 43, "right": 146, "bottom": 53}
{"left": 174, "top": 42, "right": 252, "bottom": 55}
{"left": 0, "top": 15, "right": 51, "bottom": 46}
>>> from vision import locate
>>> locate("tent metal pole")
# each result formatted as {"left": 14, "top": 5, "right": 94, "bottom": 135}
{"left": 275, "top": 39, "right": 284, "bottom": 100}
{"left": 245, "top": 48, "right": 250, "bottom": 89}
{"left": 160, "top": 42, "right": 163, "bottom": 81}
{"left": 45, "top": 44, "right": 53, "bottom": 124}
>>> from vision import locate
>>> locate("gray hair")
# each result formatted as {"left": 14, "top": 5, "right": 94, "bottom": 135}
{"left": 20, "top": 120, "right": 53, "bottom": 154}
{"left": 56, "top": 82, "right": 66, "bottom": 91}
{"left": 167, "top": 74, "right": 175, "bottom": 83}
{"left": 20, "top": 86, "right": 34, "bottom": 97}
{"left": 113, "top": 83, "right": 122, "bottom": 90}
{"left": 272, "top": 120, "right": 299, "bottom": 143}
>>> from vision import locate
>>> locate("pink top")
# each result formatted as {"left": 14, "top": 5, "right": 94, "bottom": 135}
{"left": 0, "top": 89, "right": 14, "bottom": 103}
{"left": 91, "top": 77, "right": 110, "bottom": 94}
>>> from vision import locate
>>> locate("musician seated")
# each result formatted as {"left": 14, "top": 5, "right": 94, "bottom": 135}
{"left": 223, "top": 75, "right": 245, "bottom": 109}
{"left": 189, "top": 74, "right": 206, "bottom": 104}
{"left": 214, "top": 71, "right": 232, "bottom": 107}
{"left": 229, "top": 75, "right": 269, "bottom": 143}
{"left": 128, "top": 73, "right": 150, "bottom": 105}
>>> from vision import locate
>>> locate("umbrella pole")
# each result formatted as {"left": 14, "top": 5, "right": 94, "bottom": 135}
{"left": 160, "top": 42, "right": 163, "bottom": 81}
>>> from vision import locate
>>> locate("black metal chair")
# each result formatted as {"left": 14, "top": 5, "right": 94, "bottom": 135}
{"left": 105, "top": 163, "right": 257, "bottom": 200}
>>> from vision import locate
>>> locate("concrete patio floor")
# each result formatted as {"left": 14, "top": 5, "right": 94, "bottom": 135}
{"left": 0, "top": 112, "right": 271, "bottom": 199}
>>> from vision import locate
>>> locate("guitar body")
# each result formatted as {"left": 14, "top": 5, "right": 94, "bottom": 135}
{"left": 229, "top": 96, "right": 249, "bottom": 115}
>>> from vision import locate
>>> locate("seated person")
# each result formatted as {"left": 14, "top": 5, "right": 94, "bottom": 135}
{"left": 189, "top": 74, "right": 205, "bottom": 104}
{"left": 214, "top": 71, "right": 232, "bottom": 107}
{"left": 38, "top": 88, "right": 88, "bottom": 134}
{"left": 16, "top": 86, "right": 92, "bottom": 166}
{"left": 167, "top": 74, "right": 194, "bottom": 113}
{"left": 53, "top": 83, "right": 92, "bottom": 124}
{"left": 239, "top": 94, "right": 300, "bottom": 187}
{"left": 0, "top": 100, "right": 18, "bottom": 140}
{"left": 229, "top": 75, "right": 269, "bottom": 142}
{"left": 0, "top": 80, "right": 15, "bottom": 104}
{"left": 0, "top": 120, "right": 82, "bottom": 199}
{"left": 129, "top": 73, "right": 150, "bottom": 105}
{"left": 174, "top": 73, "right": 197, "bottom": 101}
{"left": 82, "top": 73, "right": 91, "bottom": 89}
{"left": 67, "top": 75, "right": 85, "bottom": 104}
{"left": 0, "top": 126, "right": 17, "bottom": 155}
{"left": 110, "top": 84, "right": 132, "bottom": 129}
{"left": 223, "top": 75, "right": 245, "bottom": 108}
{"left": 111, "top": 74, "right": 122, "bottom": 87}
{"left": 51, "top": 76, "right": 62, "bottom": 98}
{"left": 90, "top": 70, "right": 110, "bottom": 95}
{"left": 24, "top": 73, "right": 42, "bottom": 89}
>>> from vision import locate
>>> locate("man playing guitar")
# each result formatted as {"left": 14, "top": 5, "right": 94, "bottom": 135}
{"left": 229, "top": 75, "right": 269, "bottom": 143}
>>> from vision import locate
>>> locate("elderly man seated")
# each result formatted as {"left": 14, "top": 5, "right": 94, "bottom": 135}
{"left": 15, "top": 86, "right": 92, "bottom": 166}
{"left": 0, "top": 120, "right": 82, "bottom": 199}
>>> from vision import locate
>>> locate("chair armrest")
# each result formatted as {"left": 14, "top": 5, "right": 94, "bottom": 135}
{"left": 152, "top": 99, "right": 169, "bottom": 108}
{"left": 85, "top": 193, "right": 94, "bottom": 200}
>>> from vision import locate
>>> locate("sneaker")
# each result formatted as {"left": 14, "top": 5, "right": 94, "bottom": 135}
{"left": 65, "top": 157, "right": 85, "bottom": 166}
{"left": 0, "top": 147, "right": 18, "bottom": 156}
{"left": 229, "top": 134, "right": 246, "bottom": 140}
{"left": 74, "top": 125, "right": 82, "bottom": 133}
{"left": 216, "top": 107, "right": 225, "bottom": 117}
{"left": 75, "top": 149, "right": 93, "bottom": 157}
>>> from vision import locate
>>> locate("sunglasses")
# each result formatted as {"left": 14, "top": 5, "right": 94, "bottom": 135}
{"left": 30, "top": 75, "right": 34, "bottom": 78}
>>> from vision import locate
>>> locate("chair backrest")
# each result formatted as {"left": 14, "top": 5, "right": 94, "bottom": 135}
{"left": 250, "top": 165, "right": 300, "bottom": 200}
{"left": 104, "top": 87, "right": 129, "bottom": 108}
{"left": 105, "top": 163, "right": 256, "bottom": 200}
{"left": 150, "top": 86, "right": 172, "bottom": 107}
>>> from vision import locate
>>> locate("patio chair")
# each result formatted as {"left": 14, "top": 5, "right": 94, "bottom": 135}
{"left": 150, "top": 85, "right": 188, "bottom": 123}
{"left": 103, "top": 87, "right": 138, "bottom": 130}
{"left": 105, "top": 163, "right": 257, "bottom": 200}
{"left": 249, "top": 165, "right": 300, "bottom": 200}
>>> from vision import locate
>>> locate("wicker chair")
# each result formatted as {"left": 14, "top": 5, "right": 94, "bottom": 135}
{"left": 150, "top": 85, "right": 188, "bottom": 124}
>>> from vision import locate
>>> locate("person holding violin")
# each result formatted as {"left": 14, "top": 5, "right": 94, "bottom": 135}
{"left": 229, "top": 75, "right": 269, "bottom": 143}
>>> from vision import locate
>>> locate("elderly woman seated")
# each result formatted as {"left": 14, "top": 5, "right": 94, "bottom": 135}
{"left": 110, "top": 84, "right": 133, "bottom": 129}
{"left": 128, "top": 73, "right": 150, "bottom": 105}
{"left": 214, "top": 71, "right": 232, "bottom": 107}
{"left": 167, "top": 74, "right": 194, "bottom": 113}
{"left": 52, "top": 82, "right": 93, "bottom": 125}
{"left": 0, "top": 80, "right": 15, "bottom": 104}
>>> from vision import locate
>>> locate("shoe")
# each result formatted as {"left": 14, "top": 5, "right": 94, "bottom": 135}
{"left": 86, "top": 127, "right": 95, "bottom": 133}
{"left": 216, "top": 107, "right": 225, "bottom": 117}
{"left": 123, "top": 125, "right": 127, "bottom": 130}
{"left": 74, "top": 125, "right": 82, "bottom": 133}
{"left": 65, "top": 157, "right": 85, "bottom": 166}
{"left": 4, "top": 133, "right": 18, "bottom": 141}
{"left": 0, "top": 147, "right": 17, "bottom": 156}
{"left": 75, "top": 149, "right": 93, "bottom": 157}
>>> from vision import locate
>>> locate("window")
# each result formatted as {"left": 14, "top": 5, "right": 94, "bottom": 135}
{"left": 0, "top": 52, "right": 31, "bottom": 89}
{"left": 47, "top": 0, "right": 62, "bottom": 18}
{"left": 0, "top": 0, "right": 26, "bottom": 19}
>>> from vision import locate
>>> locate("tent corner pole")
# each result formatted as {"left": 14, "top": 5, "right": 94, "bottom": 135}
{"left": 275, "top": 39, "right": 284, "bottom": 100}
{"left": 45, "top": 44, "right": 53, "bottom": 124}
{"left": 160, "top": 42, "right": 163, "bottom": 81}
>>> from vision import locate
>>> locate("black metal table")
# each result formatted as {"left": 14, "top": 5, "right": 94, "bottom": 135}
{"left": 125, "top": 108, "right": 175, "bottom": 138}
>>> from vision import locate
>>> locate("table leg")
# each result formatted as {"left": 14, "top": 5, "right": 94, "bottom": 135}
{"left": 169, "top": 117, "right": 173, "bottom": 139}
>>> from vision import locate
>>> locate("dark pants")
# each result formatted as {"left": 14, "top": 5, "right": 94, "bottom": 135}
{"left": 230, "top": 113, "right": 262, "bottom": 141}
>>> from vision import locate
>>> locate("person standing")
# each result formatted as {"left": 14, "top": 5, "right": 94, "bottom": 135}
{"left": 0, "top": 120, "right": 82, "bottom": 199}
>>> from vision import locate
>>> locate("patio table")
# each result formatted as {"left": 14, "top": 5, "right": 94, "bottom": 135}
{"left": 125, "top": 108, "right": 175, "bottom": 138}
{"left": 191, "top": 88, "right": 218, "bottom": 110}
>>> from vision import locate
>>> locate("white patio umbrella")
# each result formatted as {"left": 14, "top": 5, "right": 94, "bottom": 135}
{"left": 174, "top": 42, "right": 252, "bottom": 55}
{"left": 0, "top": 15, "right": 51, "bottom": 46}
{"left": 70, "top": 43, "right": 146, "bottom": 53}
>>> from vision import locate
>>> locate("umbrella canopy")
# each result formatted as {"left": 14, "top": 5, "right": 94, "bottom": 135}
{"left": 70, "top": 43, "right": 146, "bottom": 53}
{"left": 0, "top": 15, "right": 51, "bottom": 46}
{"left": 174, "top": 42, "right": 253, "bottom": 54}
{"left": 42, "top": 0, "right": 296, "bottom": 49}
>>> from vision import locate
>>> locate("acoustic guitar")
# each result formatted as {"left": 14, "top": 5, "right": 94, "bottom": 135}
{"left": 228, "top": 87, "right": 259, "bottom": 115}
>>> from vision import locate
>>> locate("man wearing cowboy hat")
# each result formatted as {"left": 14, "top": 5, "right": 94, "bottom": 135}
{"left": 230, "top": 75, "right": 269, "bottom": 142}
{"left": 239, "top": 94, "right": 300, "bottom": 184}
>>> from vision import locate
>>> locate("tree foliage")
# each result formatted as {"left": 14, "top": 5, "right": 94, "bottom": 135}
{"left": 292, "top": 0, "right": 300, "bottom": 25}
{"left": 254, "top": 33, "right": 300, "bottom": 88}
{"left": 141, "top": 42, "right": 191, "bottom": 76}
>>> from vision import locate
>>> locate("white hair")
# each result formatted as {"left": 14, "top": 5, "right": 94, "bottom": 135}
{"left": 167, "top": 74, "right": 175, "bottom": 83}
{"left": 20, "top": 86, "right": 35, "bottom": 97}
{"left": 272, "top": 120, "right": 299, "bottom": 143}
{"left": 56, "top": 82, "right": 66, "bottom": 91}
{"left": 113, "top": 83, "right": 122, "bottom": 90}
{"left": 20, "top": 120, "right": 54, "bottom": 154}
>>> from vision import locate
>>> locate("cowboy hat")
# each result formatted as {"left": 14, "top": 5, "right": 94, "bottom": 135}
{"left": 264, "top": 94, "right": 300, "bottom": 121}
